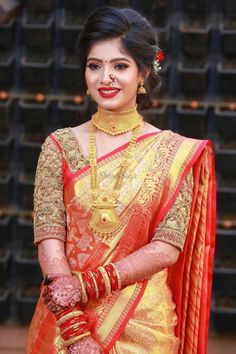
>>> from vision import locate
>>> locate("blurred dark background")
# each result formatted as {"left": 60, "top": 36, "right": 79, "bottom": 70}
{"left": 0, "top": 0, "right": 236, "bottom": 352}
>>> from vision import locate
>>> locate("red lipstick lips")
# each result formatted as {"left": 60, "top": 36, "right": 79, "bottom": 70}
{"left": 98, "top": 87, "right": 120, "bottom": 98}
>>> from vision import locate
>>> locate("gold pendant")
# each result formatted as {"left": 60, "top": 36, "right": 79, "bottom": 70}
{"left": 90, "top": 207, "right": 121, "bottom": 233}
{"left": 89, "top": 195, "right": 121, "bottom": 233}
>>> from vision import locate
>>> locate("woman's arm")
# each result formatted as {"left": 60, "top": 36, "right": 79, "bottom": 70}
{"left": 34, "top": 136, "right": 102, "bottom": 352}
{"left": 34, "top": 136, "right": 82, "bottom": 309}
{"left": 38, "top": 239, "right": 71, "bottom": 277}
{"left": 115, "top": 168, "right": 193, "bottom": 286}
{"left": 115, "top": 240, "right": 179, "bottom": 286}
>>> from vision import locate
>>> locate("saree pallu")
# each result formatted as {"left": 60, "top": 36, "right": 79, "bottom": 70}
{"left": 26, "top": 128, "right": 216, "bottom": 354}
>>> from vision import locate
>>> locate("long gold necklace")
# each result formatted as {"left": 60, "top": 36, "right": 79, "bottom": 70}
{"left": 89, "top": 119, "right": 142, "bottom": 234}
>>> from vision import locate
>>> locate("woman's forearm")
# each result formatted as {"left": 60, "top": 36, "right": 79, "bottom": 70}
{"left": 115, "top": 240, "right": 180, "bottom": 286}
{"left": 38, "top": 239, "right": 71, "bottom": 277}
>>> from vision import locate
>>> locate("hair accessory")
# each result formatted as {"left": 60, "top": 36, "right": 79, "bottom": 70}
{"left": 137, "top": 80, "right": 147, "bottom": 94}
{"left": 153, "top": 50, "right": 164, "bottom": 75}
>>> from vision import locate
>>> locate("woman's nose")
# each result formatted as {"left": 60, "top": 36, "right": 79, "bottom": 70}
{"left": 100, "top": 69, "right": 113, "bottom": 85}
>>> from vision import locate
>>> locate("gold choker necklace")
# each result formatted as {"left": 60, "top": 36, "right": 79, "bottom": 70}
{"left": 91, "top": 106, "right": 143, "bottom": 135}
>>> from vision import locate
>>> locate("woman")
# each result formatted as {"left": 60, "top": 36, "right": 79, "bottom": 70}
{"left": 26, "top": 6, "right": 216, "bottom": 354}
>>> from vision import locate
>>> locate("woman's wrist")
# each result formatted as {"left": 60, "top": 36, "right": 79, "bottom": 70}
{"left": 72, "top": 263, "right": 122, "bottom": 303}
{"left": 55, "top": 305, "right": 91, "bottom": 347}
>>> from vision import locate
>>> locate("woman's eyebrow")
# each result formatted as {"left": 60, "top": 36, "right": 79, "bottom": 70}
{"left": 87, "top": 57, "right": 131, "bottom": 63}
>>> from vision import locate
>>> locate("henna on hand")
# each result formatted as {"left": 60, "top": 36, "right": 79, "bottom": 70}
{"left": 68, "top": 336, "right": 104, "bottom": 354}
{"left": 115, "top": 240, "right": 178, "bottom": 286}
{"left": 42, "top": 274, "right": 82, "bottom": 313}
{"left": 38, "top": 243, "right": 71, "bottom": 277}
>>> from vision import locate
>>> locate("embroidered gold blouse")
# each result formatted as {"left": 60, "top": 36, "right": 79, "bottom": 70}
{"left": 34, "top": 128, "right": 193, "bottom": 251}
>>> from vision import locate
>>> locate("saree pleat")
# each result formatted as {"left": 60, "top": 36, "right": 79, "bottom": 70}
{"left": 26, "top": 129, "right": 216, "bottom": 354}
{"left": 167, "top": 144, "right": 216, "bottom": 354}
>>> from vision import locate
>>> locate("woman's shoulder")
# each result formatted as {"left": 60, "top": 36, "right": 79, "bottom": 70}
{"left": 39, "top": 127, "right": 77, "bottom": 156}
{"left": 143, "top": 122, "right": 162, "bottom": 134}
{"left": 148, "top": 126, "right": 210, "bottom": 156}
{"left": 42, "top": 125, "right": 88, "bottom": 171}
{"left": 152, "top": 126, "right": 208, "bottom": 145}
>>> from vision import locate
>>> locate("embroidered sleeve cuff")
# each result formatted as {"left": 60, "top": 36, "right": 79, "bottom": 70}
{"left": 34, "top": 225, "right": 66, "bottom": 245}
{"left": 151, "top": 229, "right": 185, "bottom": 252}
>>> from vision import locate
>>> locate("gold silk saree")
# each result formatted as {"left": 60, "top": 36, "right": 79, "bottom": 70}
{"left": 26, "top": 127, "right": 216, "bottom": 354}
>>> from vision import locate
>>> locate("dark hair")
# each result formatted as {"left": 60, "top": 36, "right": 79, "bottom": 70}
{"left": 76, "top": 6, "right": 162, "bottom": 108}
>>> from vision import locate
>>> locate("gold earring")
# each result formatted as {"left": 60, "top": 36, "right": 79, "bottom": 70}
{"left": 86, "top": 89, "right": 90, "bottom": 96}
{"left": 138, "top": 80, "right": 147, "bottom": 94}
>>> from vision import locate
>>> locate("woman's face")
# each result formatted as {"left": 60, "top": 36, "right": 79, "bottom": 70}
{"left": 85, "top": 37, "right": 142, "bottom": 111}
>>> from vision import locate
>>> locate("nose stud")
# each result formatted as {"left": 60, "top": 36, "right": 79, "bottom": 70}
{"left": 109, "top": 74, "right": 116, "bottom": 87}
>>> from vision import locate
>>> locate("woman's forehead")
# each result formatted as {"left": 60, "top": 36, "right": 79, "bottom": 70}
{"left": 87, "top": 38, "right": 133, "bottom": 61}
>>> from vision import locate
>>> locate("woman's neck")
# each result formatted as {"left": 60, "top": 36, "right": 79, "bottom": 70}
{"left": 92, "top": 105, "right": 143, "bottom": 136}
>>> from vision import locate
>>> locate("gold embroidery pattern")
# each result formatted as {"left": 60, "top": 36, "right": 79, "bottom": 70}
{"left": 52, "top": 128, "right": 88, "bottom": 173}
{"left": 136, "top": 131, "right": 182, "bottom": 207}
{"left": 152, "top": 168, "right": 194, "bottom": 251}
{"left": 110, "top": 270, "right": 180, "bottom": 354}
{"left": 34, "top": 136, "right": 66, "bottom": 244}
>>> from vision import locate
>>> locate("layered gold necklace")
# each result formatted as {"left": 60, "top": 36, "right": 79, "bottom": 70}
{"left": 89, "top": 106, "right": 143, "bottom": 234}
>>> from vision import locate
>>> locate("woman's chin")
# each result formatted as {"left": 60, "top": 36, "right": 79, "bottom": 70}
{"left": 94, "top": 96, "right": 136, "bottom": 112}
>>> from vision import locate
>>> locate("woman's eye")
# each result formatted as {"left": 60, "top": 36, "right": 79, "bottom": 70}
{"left": 114, "top": 63, "right": 129, "bottom": 70}
{"left": 87, "top": 63, "right": 99, "bottom": 70}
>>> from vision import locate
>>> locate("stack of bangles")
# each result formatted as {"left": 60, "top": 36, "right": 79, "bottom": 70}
{"left": 72, "top": 263, "right": 122, "bottom": 303}
{"left": 55, "top": 305, "right": 91, "bottom": 347}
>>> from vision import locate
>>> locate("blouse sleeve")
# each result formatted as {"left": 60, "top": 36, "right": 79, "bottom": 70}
{"left": 151, "top": 168, "right": 194, "bottom": 252}
{"left": 33, "top": 136, "right": 66, "bottom": 245}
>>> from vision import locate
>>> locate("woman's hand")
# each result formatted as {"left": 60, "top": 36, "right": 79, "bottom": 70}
{"left": 42, "top": 274, "right": 82, "bottom": 313}
{"left": 68, "top": 336, "right": 104, "bottom": 354}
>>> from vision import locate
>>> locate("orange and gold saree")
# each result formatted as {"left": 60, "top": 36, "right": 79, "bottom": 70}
{"left": 26, "top": 127, "right": 216, "bottom": 354}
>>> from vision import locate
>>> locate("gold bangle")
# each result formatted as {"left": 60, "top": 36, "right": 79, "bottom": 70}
{"left": 57, "top": 310, "right": 83, "bottom": 326}
{"left": 88, "top": 271, "right": 100, "bottom": 299}
{"left": 77, "top": 272, "right": 89, "bottom": 303}
{"left": 98, "top": 266, "right": 111, "bottom": 296}
{"left": 72, "top": 271, "right": 88, "bottom": 304}
{"left": 111, "top": 263, "right": 122, "bottom": 289}
{"left": 63, "top": 332, "right": 91, "bottom": 347}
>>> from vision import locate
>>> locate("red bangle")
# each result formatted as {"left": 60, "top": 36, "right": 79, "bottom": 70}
{"left": 60, "top": 314, "right": 87, "bottom": 332}
{"left": 79, "top": 264, "right": 121, "bottom": 301}
{"left": 94, "top": 268, "right": 107, "bottom": 297}
{"left": 104, "top": 264, "right": 119, "bottom": 291}
{"left": 55, "top": 305, "right": 82, "bottom": 321}
{"left": 82, "top": 272, "right": 97, "bottom": 298}
{"left": 62, "top": 323, "right": 90, "bottom": 341}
